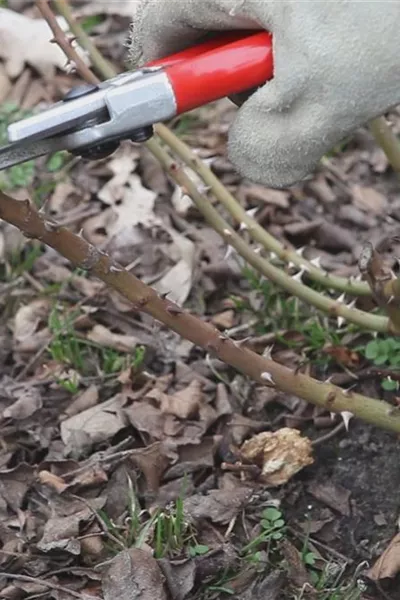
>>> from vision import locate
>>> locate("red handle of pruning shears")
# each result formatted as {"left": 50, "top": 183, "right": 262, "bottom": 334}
{"left": 148, "top": 31, "right": 274, "bottom": 114}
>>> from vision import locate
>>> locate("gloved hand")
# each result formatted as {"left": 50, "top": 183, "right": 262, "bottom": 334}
{"left": 129, "top": 1, "right": 400, "bottom": 189}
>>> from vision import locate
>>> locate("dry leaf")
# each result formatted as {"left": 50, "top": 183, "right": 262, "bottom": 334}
{"left": 0, "top": 464, "right": 34, "bottom": 512}
{"left": 38, "top": 262, "right": 102, "bottom": 296}
{"left": 105, "top": 174, "right": 159, "bottom": 236}
{"left": 147, "top": 380, "right": 204, "bottom": 420}
{"left": 13, "top": 298, "right": 51, "bottom": 352}
{"left": 367, "top": 533, "right": 400, "bottom": 581}
{"left": 307, "top": 481, "right": 351, "bottom": 516}
{"left": 242, "top": 184, "right": 289, "bottom": 208}
{"left": 87, "top": 324, "right": 139, "bottom": 352}
{"left": 38, "top": 470, "right": 68, "bottom": 494}
{"left": 102, "top": 548, "right": 168, "bottom": 600}
{"left": 152, "top": 227, "right": 195, "bottom": 305}
{"left": 0, "top": 8, "right": 87, "bottom": 78}
{"left": 48, "top": 181, "right": 77, "bottom": 215}
{"left": 60, "top": 394, "right": 127, "bottom": 452}
{"left": 38, "top": 498, "right": 105, "bottom": 555}
{"left": 352, "top": 184, "right": 388, "bottom": 215}
{"left": 240, "top": 428, "right": 313, "bottom": 486}
{"left": 280, "top": 539, "right": 313, "bottom": 589}
{"left": 62, "top": 384, "right": 99, "bottom": 419}
{"left": 183, "top": 486, "right": 253, "bottom": 525}
{"left": 3, "top": 385, "right": 42, "bottom": 420}
{"left": 97, "top": 146, "right": 140, "bottom": 205}
{"left": 211, "top": 310, "right": 235, "bottom": 329}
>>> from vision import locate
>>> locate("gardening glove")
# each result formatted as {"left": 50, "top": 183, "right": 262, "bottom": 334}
{"left": 129, "top": 0, "right": 400, "bottom": 189}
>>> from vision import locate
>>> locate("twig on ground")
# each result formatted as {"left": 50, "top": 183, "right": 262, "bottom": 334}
{"left": 0, "top": 572, "right": 92, "bottom": 599}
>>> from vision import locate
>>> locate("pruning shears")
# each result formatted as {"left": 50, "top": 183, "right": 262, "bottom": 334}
{"left": 0, "top": 31, "right": 273, "bottom": 171}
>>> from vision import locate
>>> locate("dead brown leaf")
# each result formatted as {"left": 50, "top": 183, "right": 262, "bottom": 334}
{"left": 183, "top": 486, "right": 253, "bottom": 525}
{"left": 62, "top": 384, "right": 99, "bottom": 420}
{"left": 61, "top": 394, "right": 127, "bottom": 456}
{"left": 211, "top": 309, "right": 235, "bottom": 329}
{"left": 38, "top": 262, "right": 102, "bottom": 296}
{"left": 2, "top": 384, "right": 42, "bottom": 420}
{"left": 367, "top": 532, "right": 400, "bottom": 580}
{"left": 38, "top": 470, "right": 68, "bottom": 494}
{"left": 280, "top": 539, "right": 314, "bottom": 591}
{"left": 0, "top": 463, "right": 34, "bottom": 513}
{"left": 87, "top": 324, "right": 139, "bottom": 352}
{"left": 241, "top": 184, "right": 290, "bottom": 208}
{"left": 102, "top": 548, "right": 168, "bottom": 600}
{"left": 146, "top": 380, "right": 204, "bottom": 420}
{"left": 13, "top": 298, "right": 51, "bottom": 352}
{"left": 352, "top": 184, "right": 388, "bottom": 215}
{"left": 128, "top": 442, "right": 171, "bottom": 494}
{"left": 0, "top": 8, "right": 88, "bottom": 78}
{"left": 158, "top": 558, "right": 196, "bottom": 600}
{"left": 38, "top": 497, "right": 105, "bottom": 555}
{"left": 307, "top": 480, "right": 351, "bottom": 516}
{"left": 239, "top": 570, "right": 286, "bottom": 600}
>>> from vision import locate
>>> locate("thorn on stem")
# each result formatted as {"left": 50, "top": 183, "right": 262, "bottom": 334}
{"left": 262, "top": 345, "right": 273, "bottom": 360}
{"left": 166, "top": 304, "right": 183, "bottom": 316}
{"left": 291, "top": 268, "right": 306, "bottom": 283}
{"left": 340, "top": 411, "right": 354, "bottom": 431}
{"left": 43, "top": 220, "right": 59, "bottom": 233}
{"left": 261, "top": 371, "right": 275, "bottom": 386}
{"left": 109, "top": 264, "right": 124, "bottom": 273}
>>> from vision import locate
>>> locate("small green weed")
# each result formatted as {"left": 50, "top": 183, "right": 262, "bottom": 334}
{"left": 239, "top": 267, "right": 347, "bottom": 362}
{"left": 362, "top": 337, "right": 400, "bottom": 391}
{"left": 57, "top": 372, "right": 80, "bottom": 394}
{"left": 300, "top": 560, "right": 364, "bottom": 600}
{"left": 0, "top": 104, "right": 35, "bottom": 190}
{"left": 48, "top": 305, "right": 87, "bottom": 372}
{"left": 0, "top": 103, "right": 68, "bottom": 192}
{"left": 81, "top": 13, "right": 106, "bottom": 32}
{"left": 100, "top": 478, "right": 195, "bottom": 558}
{"left": 48, "top": 302, "right": 147, "bottom": 378}
{"left": 173, "top": 112, "right": 201, "bottom": 136}
{"left": 1, "top": 242, "right": 43, "bottom": 281}
{"left": 242, "top": 507, "right": 286, "bottom": 560}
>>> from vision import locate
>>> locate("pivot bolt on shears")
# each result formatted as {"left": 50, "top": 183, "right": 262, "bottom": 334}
{"left": 0, "top": 31, "right": 273, "bottom": 171}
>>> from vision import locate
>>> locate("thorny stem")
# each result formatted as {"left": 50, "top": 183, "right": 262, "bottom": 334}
{"left": 147, "top": 138, "right": 392, "bottom": 334}
{"left": 37, "top": 0, "right": 99, "bottom": 86}
{"left": 53, "top": 0, "right": 116, "bottom": 80}
{"left": 48, "top": 0, "right": 371, "bottom": 298}
{"left": 155, "top": 124, "right": 371, "bottom": 297}
{"left": 1, "top": 189, "right": 400, "bottom": 433}
{"left": 369, "top": 116, "right": 400, "bottom": 174}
